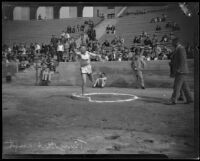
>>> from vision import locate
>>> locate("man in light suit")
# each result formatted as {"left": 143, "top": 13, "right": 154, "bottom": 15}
{"left": 166, "top": 37, "right": 193, "bottom": 105}
{"left": 131, "top": 47, "right": 146, "bottom": 89}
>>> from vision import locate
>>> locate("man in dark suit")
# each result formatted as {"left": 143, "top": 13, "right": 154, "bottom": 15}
{"left": 166, "top": 37, "right": 193, "bottom": 105}
{"left": 169, "top": 50, "right": 185, "bottom": 101}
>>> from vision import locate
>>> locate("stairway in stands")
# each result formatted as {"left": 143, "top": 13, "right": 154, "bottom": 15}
{"left": 95, "top": 7, "right": 127, "bottom": 41}
{"left": 99, "top": 5, "right": 197, "bottom": 48}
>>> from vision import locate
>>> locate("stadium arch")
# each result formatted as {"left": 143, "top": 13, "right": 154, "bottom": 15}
{"left": 36, "top": 6, "right": 54, "bottom": 20}
{"left": 59, "top": 7, "right": 70, "bottom": 18}
{"left": 13, "top": 6, "right": 30, "bottom": 20}
{"left": 82, "top": 7, "right": 94, "bottom": 17}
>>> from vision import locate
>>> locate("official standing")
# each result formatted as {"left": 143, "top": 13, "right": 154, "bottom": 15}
{"left": 131, "top": 47, "right": 146, "bottom": 89}
{"left": 166, "top": 38, "right": 193, "bottom": 105}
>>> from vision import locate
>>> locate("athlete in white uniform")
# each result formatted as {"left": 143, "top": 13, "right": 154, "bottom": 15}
{"left": 75, "top": 45, "right": 101, "bottom": 95}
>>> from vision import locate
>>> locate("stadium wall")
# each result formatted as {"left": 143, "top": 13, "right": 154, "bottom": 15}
{"left": 2, "top": 62, "right": 18, "bottom": 78}
{"left": 54, "top": 60, "right": 194, "bottom": 89}
{"left": 3, "top": 60, "right": 194, "bottom": 89}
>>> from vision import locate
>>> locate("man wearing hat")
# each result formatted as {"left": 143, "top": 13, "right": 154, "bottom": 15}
{"left": 166, "top": 37, "right": 193, "bottom": 105}
{"left": 131, "top": 47, "right": 146, "bottom": 89}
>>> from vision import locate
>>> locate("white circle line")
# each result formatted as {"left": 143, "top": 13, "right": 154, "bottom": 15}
{"left": 72, "top": 92, "right": 139, "bottom": 103}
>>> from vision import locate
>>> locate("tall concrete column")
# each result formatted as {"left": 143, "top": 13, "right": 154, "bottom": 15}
{"left": 30, "top": 6, "right": 38, "bottom": 20}
{"left": 3, "top": 6, "right": 14, "bottom": 20}
{"left": 53, "top": 6, "right": 61, "bottom": 19}
{"left": 2, "top": 6, "right": 6, "bottom": 19}
{"left": 77, "top": 5, "right": 83, "bottom": 17}
{"left": 9, "top": 6, "right": 14, "bottom": 20}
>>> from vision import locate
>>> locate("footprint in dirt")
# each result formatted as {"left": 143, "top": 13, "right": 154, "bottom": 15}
{"left": 87, "top": 149, "right": 98, "bottom": 153}
{"left": 106, "top": 144, "right": 121, "bottom": 152}
{"left": 104, "top": 135, "right": 120, "bottom": 140}
{"left": 138, "top": 150, "right": 152, "bottom": 154}
{"left": 106, "top": 142, "right": 131, "bottom": 152}
{"left": 143, "top": 139, "right": 154, "bottom": 143}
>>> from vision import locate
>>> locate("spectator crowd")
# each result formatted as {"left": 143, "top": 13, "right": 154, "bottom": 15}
{"left": 2, "top": 16, "right": 195, "bottom": 77}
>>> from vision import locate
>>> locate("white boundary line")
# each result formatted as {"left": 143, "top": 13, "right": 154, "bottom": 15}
{"left": 72, "top": 93, "right": 139, "bottom": 103}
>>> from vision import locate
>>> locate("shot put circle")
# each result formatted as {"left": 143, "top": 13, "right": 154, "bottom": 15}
{"left": 71, "top": 93, "right": 139, "bottom": 103}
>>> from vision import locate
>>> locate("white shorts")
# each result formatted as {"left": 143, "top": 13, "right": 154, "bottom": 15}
{"left": 80, "top": 64, "right": 92, "bottom": 74}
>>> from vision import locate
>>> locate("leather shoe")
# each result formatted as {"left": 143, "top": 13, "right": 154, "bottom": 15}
{"left": 184, "top": 100, "right": 194, "bottom": 104}
{"left": 165, "top": 101, "right": 176, "bottom": 105}
{"left": 178, "top": 97, "right": 184, "bottom": 101}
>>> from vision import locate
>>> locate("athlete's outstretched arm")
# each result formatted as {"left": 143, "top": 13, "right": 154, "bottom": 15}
{"left": 88, "top": 51, "right": 99, "bottom": 57}
{"left": 89, "top": 51, "right": 102, "bottom": 60}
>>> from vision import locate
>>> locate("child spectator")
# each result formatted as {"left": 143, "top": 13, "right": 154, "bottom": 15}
{"left": 40, "top": 62, "right": 50, "bottom": 85}
{"left": 93, "top": 72, "right": 107, "bottom": 88}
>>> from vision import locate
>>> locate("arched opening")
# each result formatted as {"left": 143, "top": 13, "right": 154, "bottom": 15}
{"left": 83, "top": 7, "right": 94, "bottom": 17}
{"left": 37, "top": 7, "right": 53, "bottom": 20}
{"left": 69, "top": 7, "right": 77, "bottom": 18}
{"left": 59, "top": 7, "right": 70, "bottom": 18}
{"left": 13, "top": 7, "right": 30, "bottom": 20}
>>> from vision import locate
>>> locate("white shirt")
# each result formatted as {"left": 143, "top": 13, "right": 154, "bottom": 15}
{"left": 35, "top": 44, "right": 41, "bottom": 50}
{"left": 65, "top": 33, "right": 70, "bottom": 39}
{"left": 57, "top": 44, "right": 64, "bottom": 52}
{"left": 61, "top": 32, "right": 65, "bottom": 37}
{"left": 8, "top": 48, "right": 12, "bottom": 52}
{"left": 76, "top": 51, "right": 97, "bottom": 67}
{"left": 105, "top": 56, "right": 109, "bottom": 61}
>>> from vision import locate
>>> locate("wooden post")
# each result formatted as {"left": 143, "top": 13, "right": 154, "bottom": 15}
{"left": 35, "top": 54, "right": 39, "bottom": 85}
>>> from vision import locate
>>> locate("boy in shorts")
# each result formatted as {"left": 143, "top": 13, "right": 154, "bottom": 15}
{"left": 93, "top": 72, "right": 107, "bottom": 88}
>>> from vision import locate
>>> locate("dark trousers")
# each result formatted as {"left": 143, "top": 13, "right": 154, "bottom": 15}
{"left": 57, "top": 51, "right": 63, "bottom": 62}
{"left": 171, "top": 73, "right": 193, "bottom": 103}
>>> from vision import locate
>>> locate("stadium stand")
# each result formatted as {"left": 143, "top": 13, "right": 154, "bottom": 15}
{"left": 100, "top": 5, "right": 197, "bottom": 48}
{"left": 2, "top": 17, "right": 103, "bottom": 45}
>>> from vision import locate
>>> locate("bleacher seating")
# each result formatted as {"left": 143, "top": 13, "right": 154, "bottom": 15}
{"left": 2, "top": 17, "right": 102, "bottom": 45}
{"left": 100, "top": 5, "right": 197, "bottom": 48}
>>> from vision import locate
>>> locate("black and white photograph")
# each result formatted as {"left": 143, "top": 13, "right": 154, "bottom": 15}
{"left": 2, "top": 1, "right": 199, "bottom": 159}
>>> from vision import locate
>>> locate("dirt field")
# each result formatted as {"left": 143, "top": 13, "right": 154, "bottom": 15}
{"left": 2, "top": 81, "right": 196, "bottom": 159}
